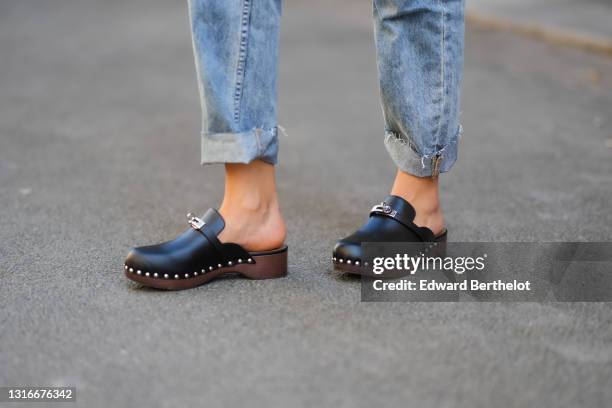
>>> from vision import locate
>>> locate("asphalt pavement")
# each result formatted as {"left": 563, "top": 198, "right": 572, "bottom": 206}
{"left": 467, "top": 0, "right": 612, "bottom": 40}
{"left": 1, "top": 0, "right": 611, "bottom": 407}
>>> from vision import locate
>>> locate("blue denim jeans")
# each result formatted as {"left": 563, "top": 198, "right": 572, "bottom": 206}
{"left": 189, "top": 0, "right": 464, "bottom": 177}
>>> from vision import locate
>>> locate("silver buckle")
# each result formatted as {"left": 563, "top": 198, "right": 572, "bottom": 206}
{"left": 186, "top": 212, "right": 206, "bottom": 230}
{"left": 371, "top": 201, "right": 397, "bottom": 218}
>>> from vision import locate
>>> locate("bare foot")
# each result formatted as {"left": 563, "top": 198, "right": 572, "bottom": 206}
{"left": 217, "top": 160, "right": 286, "bottom": 251}
{"left": 390, "top": 169, "right": 445, "bottom": 236}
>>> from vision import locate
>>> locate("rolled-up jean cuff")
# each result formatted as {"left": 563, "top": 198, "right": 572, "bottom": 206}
{"left": 384, "top": 129, "right": 460, "bottom": 177}
{"left": 201, "top": 126, "right": 279, "bottom": 165}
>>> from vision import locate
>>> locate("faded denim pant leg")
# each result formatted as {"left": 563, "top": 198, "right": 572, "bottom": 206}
{"left": 189, "top": 0, "right": 282, "bottom": 165}
{"left": 375, "top": 0, "right": 464, "bottom": 177}
{"left": 189, "top": 0, "right": 464, "bottom": 177}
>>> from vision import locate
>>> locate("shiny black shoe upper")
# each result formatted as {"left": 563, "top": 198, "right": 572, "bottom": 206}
{"left": 124, "top": 209, "right": 288, "bottom": 290}
{"left": 332, "top": 195, "right": 447, "bottom": 274}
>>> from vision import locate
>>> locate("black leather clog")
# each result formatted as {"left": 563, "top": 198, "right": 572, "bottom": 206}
{"left": 333, "top": 195, "right": 447, "bottom": 275}
{"left": 124, "top": 209, "right": 287, "bottom": 290}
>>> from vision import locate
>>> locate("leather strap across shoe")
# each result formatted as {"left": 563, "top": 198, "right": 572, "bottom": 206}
{"left": 332, "top": 195, "right": 447, "bottom": 275}
{"left": 124, "top": 209, "right": 288, "bottom": 290}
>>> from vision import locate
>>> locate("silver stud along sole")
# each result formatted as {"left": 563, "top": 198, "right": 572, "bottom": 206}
{"left": 332, "top": 257, "right": 366, "bottom": 267}
{"left": 125, "top": 258, "right": 256, "bottom": 280}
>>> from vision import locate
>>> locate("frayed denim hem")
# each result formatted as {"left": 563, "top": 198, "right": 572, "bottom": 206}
{"left": 384, "top": 127, "right": 462, "bottom": 177}
{"left": 201, "top": 126, "right": 279, "bottom": 165}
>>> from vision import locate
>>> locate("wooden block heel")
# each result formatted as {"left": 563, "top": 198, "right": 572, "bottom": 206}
{"left": 238, "top": 247, "right": 288, "bottom": 280}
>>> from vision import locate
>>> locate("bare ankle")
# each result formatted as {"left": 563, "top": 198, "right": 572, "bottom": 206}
{"left": 390, "top": 169, "right": 445, "bottom": 235}
{"left": 221, "top": 160, "right": 279, "bottom": 210}
{"left": 220, "top": 191, "right": 279, "bottom": 217}
{"left": 217, "top": 160, "right": 286, "bottom": 251}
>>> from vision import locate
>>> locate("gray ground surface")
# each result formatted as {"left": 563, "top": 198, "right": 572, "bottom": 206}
{"left": 1, "top": 0, "right": 612, "bottom": 407}
{"left": 468, "top": 0, "right": 612, "bottom": 40}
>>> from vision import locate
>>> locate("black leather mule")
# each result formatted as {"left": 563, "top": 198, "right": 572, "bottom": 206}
{"left": 333, "top": 195, "right": 447, "bottom": 275}
{"left": 124, "top": 209, "right": 288, "bottom": 290}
